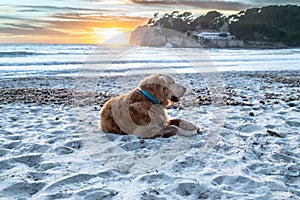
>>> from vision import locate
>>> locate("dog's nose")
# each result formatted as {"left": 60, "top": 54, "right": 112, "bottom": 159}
{"left": 171, "top": 96, "right": 179, "bottom": 102}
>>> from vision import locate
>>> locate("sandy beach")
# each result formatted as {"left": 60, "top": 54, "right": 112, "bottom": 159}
{"left": 0, "top": 71, "right": 299, "bottom": 199}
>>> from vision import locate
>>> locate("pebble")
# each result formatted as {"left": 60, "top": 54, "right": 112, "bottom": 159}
{"left": 259, "top": 100, "right": 265, "bottom": 104}
{"left": 178, "top": 105, "right": 185, "bottom": 110}
{"left": 267, "top": 130, "right": 284, "bottom": 138}
{"left": 287, "top": 102, "right": 297, "bottom": 107}
{"left": 0, "top": 88, "right": 113, "bottom": 106}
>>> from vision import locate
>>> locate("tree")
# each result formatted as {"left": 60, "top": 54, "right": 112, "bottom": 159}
{"left": 152, "top": 11, "right": 193, "bottom": 33}
{"left": 191, "top": 11, "right": 226, "bottom": 31}
{"left": 228, "top": 5, "right": 300, "bottom": 45}
{"left": 178, "top": 11, "right": 193, "bottom": 24}
{"left": 147, "top": 12, "right": 159, "bottom": 26}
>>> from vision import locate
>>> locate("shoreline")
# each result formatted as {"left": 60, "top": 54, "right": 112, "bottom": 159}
{"left": 1, "top": 42, "right": 300, "bottom": 49}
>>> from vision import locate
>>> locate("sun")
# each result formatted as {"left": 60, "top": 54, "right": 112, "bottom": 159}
{"left": 93, "top": 28, "right": 130, "bottom": 45}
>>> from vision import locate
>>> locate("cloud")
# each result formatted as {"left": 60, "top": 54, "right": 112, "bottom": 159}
{"left": 0, "top": 24, "right": 69, "bottom": 36}
{"left": 0, "top": 15, "right": 24, "bottom": 20}
{"left": 130, "top": 0, "right": 253, "bottom": 11}
{"left": 0, "top": 14, "right": 147, "bottom": 36}
{"left": 51, "top": 12, "right": 146, "bottom": 21}
{"left": 16, "top": 5, "right": 111, "bottom": 12}
{"left": 1, "top": 4, "right": 124, "bottom": 19}
{"left": 250, "top": 0, "right": 300, "bottom": 5}
{"left": 0, "top": 3, "right": 148, "bottom": 32}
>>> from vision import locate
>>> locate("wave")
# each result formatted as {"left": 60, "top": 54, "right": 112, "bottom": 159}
{"left": 1, "top": 56, "right": 299, "bottom": 67}
{"left": 0, "top": 59, "right": 192, "bottom": 67}
{"left": 80, "top": 65, "right": 195, "bottom": 73}
{"left": 0, "top": 66, "right": 195, "bottom": 78}
{"left": 0, "top": 51, "right": 47, "bottom": 57}
{"left": 0, "top": 51, "right": 92, "bottom": 57}
{"left": 0, "top": 68, "right": 79, "bottom": 78}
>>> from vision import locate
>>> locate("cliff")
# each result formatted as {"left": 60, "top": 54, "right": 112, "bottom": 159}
{"left": 129, "top": 26, "right": 201, "bottom": 48}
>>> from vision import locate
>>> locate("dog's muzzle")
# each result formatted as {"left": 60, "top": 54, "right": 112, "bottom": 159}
{"left": 169, "top": 83, "right": 186, "bottom": 100}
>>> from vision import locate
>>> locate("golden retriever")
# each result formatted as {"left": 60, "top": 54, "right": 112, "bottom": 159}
{"left": 100, "top": 74, "right": 200, "bottom": 138}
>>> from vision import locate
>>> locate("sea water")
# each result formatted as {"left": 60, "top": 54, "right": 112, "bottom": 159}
{"left": 0, "top": 44, "right": 299, "bottom": 78}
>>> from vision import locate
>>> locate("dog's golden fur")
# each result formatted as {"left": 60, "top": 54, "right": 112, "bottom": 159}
{"left": 100, "top": 74, "right": 200, "bottom": 138}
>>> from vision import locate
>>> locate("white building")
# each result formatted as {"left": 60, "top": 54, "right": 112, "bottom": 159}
{"left": 196, "top": 32, "right": 236, "bottom": 40}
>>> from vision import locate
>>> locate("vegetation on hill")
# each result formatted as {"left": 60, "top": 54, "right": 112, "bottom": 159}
{"left": 145, "top": 5, "right": 300, "bottom": 46}
{"left": 229, "top": 5, "right": 300, "bottom": 46}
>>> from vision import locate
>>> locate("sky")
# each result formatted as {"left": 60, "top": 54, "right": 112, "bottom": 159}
{"left": 0, "top": 0, "right": 299, "bottom": 44}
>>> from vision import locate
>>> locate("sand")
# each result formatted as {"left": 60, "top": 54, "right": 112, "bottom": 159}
{"left": 0, "top": 71, "right": 299, "bottom": 199}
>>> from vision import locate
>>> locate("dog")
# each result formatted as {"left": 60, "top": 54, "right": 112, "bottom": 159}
{"left": 100, "top": 74, "right": 200, "bottom": 138}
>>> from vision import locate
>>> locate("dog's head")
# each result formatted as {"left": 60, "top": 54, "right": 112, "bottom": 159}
{"left": 138, "top": 74, "right": 186, "bottom": 106}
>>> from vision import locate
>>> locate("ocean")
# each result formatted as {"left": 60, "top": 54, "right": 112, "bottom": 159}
{"left": 0, "top": 44, "right": 300, "bottom": 78}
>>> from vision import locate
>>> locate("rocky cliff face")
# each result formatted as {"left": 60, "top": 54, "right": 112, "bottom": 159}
{"left": 130, "top": 26, "right": 200, "bottom": 48}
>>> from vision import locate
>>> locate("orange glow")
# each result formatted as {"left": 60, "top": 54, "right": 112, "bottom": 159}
{"left": 93, "top": 28, "right": 130, "bottom": 45}
{"left": 0, "top": 16, "right": 148, "bottom": 44}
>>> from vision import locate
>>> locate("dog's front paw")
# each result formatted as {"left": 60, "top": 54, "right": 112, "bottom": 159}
{"left": 178, "top": 129, "right": 197, "bottom": 137}
{"left": 178, "top": 120, "right": 198, "bottom": 131}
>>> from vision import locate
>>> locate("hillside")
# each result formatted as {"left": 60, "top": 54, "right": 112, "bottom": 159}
{"left": 133, "top": 5, "right": 300, "bottom": 47}
{"left": 229, "top": 5, "right": 300, "bottom": 46}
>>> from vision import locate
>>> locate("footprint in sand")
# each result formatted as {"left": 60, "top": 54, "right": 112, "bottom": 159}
{"left": 13, "top": 154, "right": 43, "bottom": 168}
{"left": 1, "top": 182, "right": 46, "bottom": 198}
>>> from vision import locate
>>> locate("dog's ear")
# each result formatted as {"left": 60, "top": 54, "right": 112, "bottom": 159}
{"left": 139, "top": 74, "right": 157, "bottom": 88}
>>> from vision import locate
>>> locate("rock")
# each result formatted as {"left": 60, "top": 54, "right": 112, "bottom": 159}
{"left": 249, "top": 112, "right": 254, "bottom": 116}
{"left": 267, "top": 130, "right": 284, "bottom": 138}
{"left": 178, "top": 105, "right": 185, "bottom": 110}
{"left": 259, "top": 100, "right": 265, "bottom": 104}
{"left": 130, "top": 26, "right": 200, "bottom": 48}
{"left": 287, "top": 102, "right": 297, "bottom": 107}
{"left": 238, "top": 124, "right": 263, "bottom": 133}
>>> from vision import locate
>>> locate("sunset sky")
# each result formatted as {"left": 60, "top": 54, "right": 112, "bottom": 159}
{"left": 1, "top": 0, "right": 299, "bottom": 44}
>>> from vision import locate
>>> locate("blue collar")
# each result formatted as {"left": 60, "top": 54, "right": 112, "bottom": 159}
{"left": 139, "top": 89, "right": 161, "bottom": 105}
